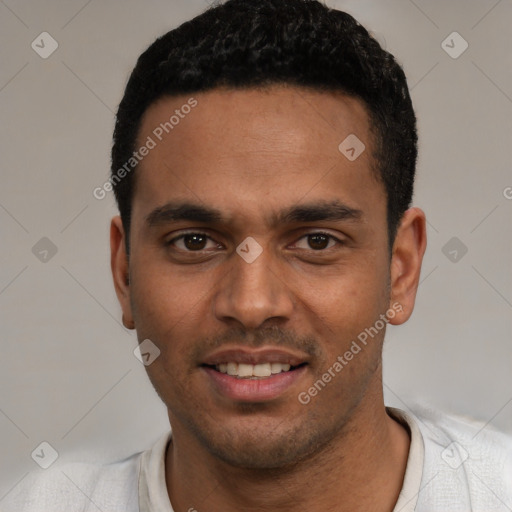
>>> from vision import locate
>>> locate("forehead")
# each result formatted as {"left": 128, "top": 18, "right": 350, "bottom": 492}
{"left": 138, "top": 85, "right": 372, "bottom": 160}
{"left": 132, "top": 85, "right": 383, "bottom": 227}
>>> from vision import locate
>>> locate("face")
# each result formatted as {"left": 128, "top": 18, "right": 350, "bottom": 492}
{"left": 111, "top": 85, "right": 424, "bottom": 469}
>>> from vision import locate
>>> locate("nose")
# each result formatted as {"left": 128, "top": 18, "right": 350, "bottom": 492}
{"left": 212, "top": 242, "right": 294, "bottom": 330}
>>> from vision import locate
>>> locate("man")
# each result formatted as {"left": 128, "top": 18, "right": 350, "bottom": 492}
{"left": 4, "top": 0, "right": 511, "bottom": 510}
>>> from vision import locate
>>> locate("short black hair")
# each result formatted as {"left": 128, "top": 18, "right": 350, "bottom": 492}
{"left": 111, "top": 0, "right": 417, "bottom": 252}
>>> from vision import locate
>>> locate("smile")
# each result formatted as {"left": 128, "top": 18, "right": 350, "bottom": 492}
{"left": 212, "top": 362, "right": 300, "bottom": 378}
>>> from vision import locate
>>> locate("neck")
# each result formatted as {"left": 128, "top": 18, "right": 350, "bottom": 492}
{"left": 165, "top": 382, "right": 410, "bottom": 512}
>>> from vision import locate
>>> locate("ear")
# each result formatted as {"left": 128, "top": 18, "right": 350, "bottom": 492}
{"left": 387, "top": 207, "right": 427, "bottom": 325}
{"left": 110, "top": 216, "right": 135, "bottom": 329}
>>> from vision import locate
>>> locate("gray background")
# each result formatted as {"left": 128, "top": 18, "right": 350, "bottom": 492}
{"left": 1, "top": 0, "right": 511, "bottom": 499}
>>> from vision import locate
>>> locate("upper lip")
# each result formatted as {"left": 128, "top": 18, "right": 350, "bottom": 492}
{"left": 202, "top": 347, "right": 309, "bottom": 367}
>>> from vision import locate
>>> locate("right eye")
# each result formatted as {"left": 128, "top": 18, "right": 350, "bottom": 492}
{"left": 166, "top": 232, "right": 222, "bottom": 252}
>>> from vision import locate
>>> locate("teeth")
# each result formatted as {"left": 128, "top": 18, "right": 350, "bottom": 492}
{"left": 215, "top": 362, "right": 293, "bottom": 378}
{"left": 253, "top": 363, "right": 272, "bottom": 377}
{"left": 237, "top": 363, "right": 254, "bottom": 378}
{"left": 271, "top": 362, "right": 290, "bottom": 374}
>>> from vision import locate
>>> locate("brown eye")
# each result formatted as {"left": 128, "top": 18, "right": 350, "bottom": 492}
{"left": 183, "top": 234, "right": 207, "bottom": 250}
{"left": 293, "top": 232, "right": 339, "bottom": 251}
{"left": 307, "top": 234, "right": 330, "bottom": 250}
{"left": 167, "top": 232, "right": 219, "bottom": 252}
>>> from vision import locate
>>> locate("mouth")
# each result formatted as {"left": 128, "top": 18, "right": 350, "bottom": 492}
{"left": 200, "top": 347, "right": 309, "bottom": 402}
{"left": 202, "top": 362, "right": 307, "bottom": 379}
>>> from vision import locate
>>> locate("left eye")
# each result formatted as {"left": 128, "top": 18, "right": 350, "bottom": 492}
{"left": 167, "top": 233, "right": 220, "bottom": 251}
{"left": 293, "top": 233, "right": 340, "bottom": 251}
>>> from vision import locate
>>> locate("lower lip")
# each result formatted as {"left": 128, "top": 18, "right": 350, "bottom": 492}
{"left": 202, "top": 366, "right": 308, "bottom": 402}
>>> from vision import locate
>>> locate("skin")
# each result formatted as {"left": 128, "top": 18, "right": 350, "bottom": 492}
{"left": 110, "top": 85, "right": 427, "bottom": 512}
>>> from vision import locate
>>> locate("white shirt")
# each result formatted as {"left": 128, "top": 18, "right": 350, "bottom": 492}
{"left": 2, "top": 406, "right": 511, "bottom": 511}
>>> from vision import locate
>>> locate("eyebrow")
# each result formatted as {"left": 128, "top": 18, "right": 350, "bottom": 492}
{"left": 145, "top": 202, "right": 223, "bottom": 226}
{"left": 277, "top": 200, "right": 363, "bottom": 224}
{"left": 144, "top": 200, "right": 363, "bottom": 228}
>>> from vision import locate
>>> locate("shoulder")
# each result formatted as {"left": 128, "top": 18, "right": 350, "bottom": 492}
{"left": 1, "top": 452, "right": 142, "bottom": 512}
{"left": 408, "top": 404, "right": 512, "bottom": 510}
{"left": 411, "top": 403, "right": 512, "bottom": 458}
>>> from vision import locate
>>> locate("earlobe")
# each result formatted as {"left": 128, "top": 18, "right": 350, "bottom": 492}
{"left": 388, "top": 207, "right": 427, "bottom": 326}
{"left": 110, "top": 216, "right": 135, "bottom": 329}
{"left": 122, "top": 313, "right": 135, "bottom": 330}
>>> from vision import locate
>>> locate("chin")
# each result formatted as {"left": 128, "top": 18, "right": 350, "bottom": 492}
{"left": 193, "top": 417, "right": 339, "bottom": 471}
{"left": 214, "top": 443, "right": 303, "bottom": 469}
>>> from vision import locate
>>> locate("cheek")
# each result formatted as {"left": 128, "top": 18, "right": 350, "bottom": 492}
{"left": 128, "top": 262, "right": 213, "bottom": 375}
{"left": 130, "top": 254, "right": 207, "bottom": 321}
{"left": 302, "top": 256, "right": 387, "bottom": 312}
{"left": 129, "top": 266, "right": 204, "bottom": 401}
{"left": 297, "top": 261, "right": 390, "bottom": 353}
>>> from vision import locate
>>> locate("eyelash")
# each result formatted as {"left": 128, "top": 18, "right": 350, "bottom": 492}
{"left": 165, "top": 231, "right": 344, "bottom": 252}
